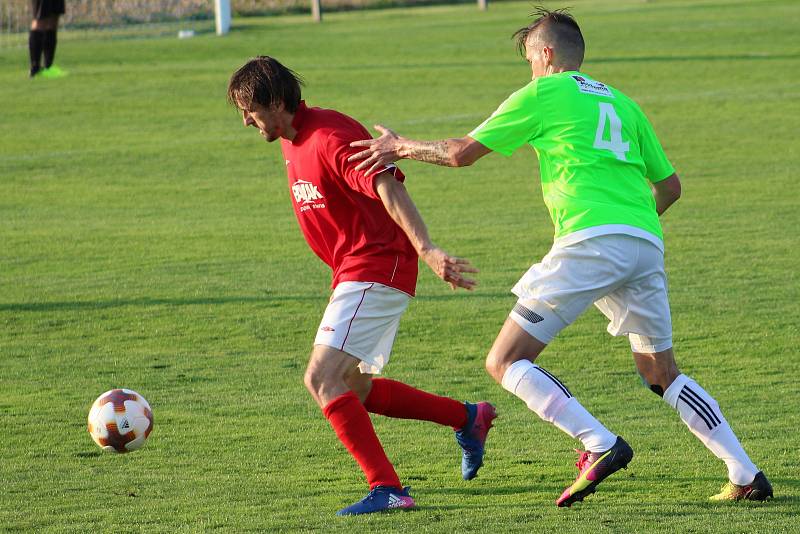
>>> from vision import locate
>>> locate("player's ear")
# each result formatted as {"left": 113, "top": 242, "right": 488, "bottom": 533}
{"left": 543, "top": 46, "right": 555, "bottom": 66}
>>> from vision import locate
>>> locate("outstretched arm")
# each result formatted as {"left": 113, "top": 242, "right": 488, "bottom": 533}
{"left": 350, "top": 125, "right": 492, "bottom": 175}
{"left": 374, "top": 172, "right": 478, "bottom": 290}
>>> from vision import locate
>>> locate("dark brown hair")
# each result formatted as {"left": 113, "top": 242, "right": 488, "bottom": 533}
{"left": 227, "top": 56, "right": 304, "bottom": 112}
{"left": 513, "top": 7, "right": 584, "bottom": 66}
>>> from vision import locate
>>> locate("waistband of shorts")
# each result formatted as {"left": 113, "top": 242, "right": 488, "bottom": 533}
{"left": 554, "top": 224, "right": 664, "bottom": 252}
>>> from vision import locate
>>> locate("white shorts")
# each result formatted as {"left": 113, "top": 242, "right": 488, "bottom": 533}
{"left": 314, "top": 281, "right": 410, "bottom": 374}
{"left": 509, "top": 234, "right": 673, "bottom": 353}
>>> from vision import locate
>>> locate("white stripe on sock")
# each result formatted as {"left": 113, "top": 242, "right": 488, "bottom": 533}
{"left": 502, "top": 359, "right": 616, "bottom": 453}
{"left": 664, "top": 374, "right": 759, "bottom": 485}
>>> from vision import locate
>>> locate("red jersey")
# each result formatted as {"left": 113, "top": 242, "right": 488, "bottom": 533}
{"left": 280, "top": 102, "right": 418, "bottom": 296}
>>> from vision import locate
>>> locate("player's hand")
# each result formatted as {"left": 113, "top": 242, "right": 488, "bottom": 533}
{"left": 420, "top": 247, "right": 479, "bottom": 291}
{"left": 349, "top": 125, "right": 403, "bottom": 175}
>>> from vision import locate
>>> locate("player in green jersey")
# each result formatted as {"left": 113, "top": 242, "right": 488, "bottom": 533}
{"left": 349, "top": 7, "right": 772, "bottom": 505}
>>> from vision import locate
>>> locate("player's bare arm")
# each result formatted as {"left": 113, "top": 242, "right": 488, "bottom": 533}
{"left": 374, "top": 172, "right": 478, "bottom": 291}
{"left": 349, "top": 125, "right": 491, "bottom": 175}
{"left": 651, "top": 173, "right": 681, "bottom": 215}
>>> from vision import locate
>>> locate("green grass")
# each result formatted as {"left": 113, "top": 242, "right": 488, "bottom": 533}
{"left": 2, "top": 0, "right": 799, "bottom": 531}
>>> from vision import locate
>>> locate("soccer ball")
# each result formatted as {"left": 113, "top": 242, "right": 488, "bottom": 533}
{"left": 87, "top": 389, "right": 153, "bottom": 453}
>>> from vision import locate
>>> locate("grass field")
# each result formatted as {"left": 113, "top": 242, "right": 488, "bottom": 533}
{"left": 2, "top": 0, "right": 799, "bottom": 531}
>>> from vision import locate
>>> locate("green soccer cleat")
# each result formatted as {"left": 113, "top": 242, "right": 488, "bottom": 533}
{"left": 710, "top": 472, "right": 773, "bottom": 501}
{"left": 39, "top": 65, "right": 68, "bottom": 79}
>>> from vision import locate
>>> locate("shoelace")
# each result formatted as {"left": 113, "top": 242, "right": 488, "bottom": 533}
{"left": 574, "top": 449, "right": 592, "bottom": 472}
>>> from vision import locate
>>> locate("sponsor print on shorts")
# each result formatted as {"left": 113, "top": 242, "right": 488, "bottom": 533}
{"left": 292, "top": 179, "right": 326, "bottom": 212}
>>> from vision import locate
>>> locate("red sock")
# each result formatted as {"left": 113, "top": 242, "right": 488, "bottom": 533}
{"left": 364, "top": 378, "right": 469, "bottom": 430}
{"left": 323, "top": 391, "right": 402, "bottom": 490}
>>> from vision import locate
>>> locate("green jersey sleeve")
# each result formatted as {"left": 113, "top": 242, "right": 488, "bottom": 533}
{"left": 468, "top": 82, "right": 541, "bottom": 156}
{"left": 636, "top": 109, "right": 674, "bottom": 183}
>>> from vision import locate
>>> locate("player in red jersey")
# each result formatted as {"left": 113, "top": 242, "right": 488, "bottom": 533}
{"left": 227, "top": 56, "right": 497, "bottom": 516}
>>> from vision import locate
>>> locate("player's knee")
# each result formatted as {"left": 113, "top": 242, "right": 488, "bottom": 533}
{"left": 305, "top": 361, "right": 351, "bottom": 407}
{"left": 656, "top": 372, "right": 681, "bottom": 394}
{"left": 303, "top": 365, "right": 325, "bottom": 399}
{"left": 484, "top": 351, "right": 506, "bottom": 383}
{"left": 634, "top": 350, "right": 680, "bottom": 398}
{"left": 637, "top": 371, "right": 675, "bottom": 397}
{"left": 302, "top": 367, "right": 316, "bottom": 395}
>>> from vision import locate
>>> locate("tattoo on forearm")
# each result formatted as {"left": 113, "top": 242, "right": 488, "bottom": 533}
{"left": 408, "top": 140, "right": 453, "bottom": 166}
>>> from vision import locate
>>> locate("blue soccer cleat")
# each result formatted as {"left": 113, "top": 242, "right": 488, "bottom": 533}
{"left": 336, "top": 486, "right": 415, "bottom": 516}
{"left": 455, "top": 401, "right": 497, "bottom": 480}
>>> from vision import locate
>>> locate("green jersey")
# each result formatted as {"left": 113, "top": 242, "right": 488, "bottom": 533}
{"left": 469, "top": 71, "right": 674, "bottom": 246}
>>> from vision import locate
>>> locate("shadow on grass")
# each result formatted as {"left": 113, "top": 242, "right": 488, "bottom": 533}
{"left": 772, "top": 477, "right": 800, "bottom": 493}
{"left": 0, "top": 295, "right": 319, "bottom": 312}
{"left": 638, "top": 493, "right": 797, "bottom": 510}
{"left": 421, "top": 485, "right": 536, "bottom": 497}
{"left": 410, "top": 504, "right": 489, "bottom": 512}
{"left": 417, "top": 292, "right": 510, "bottom": 301}
{"left": 1, "top": 291, "right": 510, "bottom": 312}
{"left": 75, "top": 451, "right": 102, "bottom": 458}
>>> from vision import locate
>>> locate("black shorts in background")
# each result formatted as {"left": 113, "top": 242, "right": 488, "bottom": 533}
{"left": 32, "top": 0, "right": 65, "bottom": 20}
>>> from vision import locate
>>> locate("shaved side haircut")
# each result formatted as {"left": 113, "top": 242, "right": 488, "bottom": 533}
{"left": 513, "top": 7, "right": 585, "bottom": 68}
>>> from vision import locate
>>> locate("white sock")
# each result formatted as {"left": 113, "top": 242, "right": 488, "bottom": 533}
{"left": 663, "top": 374, "right": 759, "bottom": 485}
{"left": 502, "top": 359, "right": 617, "bottom": 453}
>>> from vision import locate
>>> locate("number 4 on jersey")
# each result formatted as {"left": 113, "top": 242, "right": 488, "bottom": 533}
{"left": 593, "top": 102, "right": 630, "bottom": 161}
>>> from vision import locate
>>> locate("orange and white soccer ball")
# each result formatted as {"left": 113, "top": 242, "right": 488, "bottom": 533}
{"left": 87, "top": 389, "right": 153, "bottom": 453}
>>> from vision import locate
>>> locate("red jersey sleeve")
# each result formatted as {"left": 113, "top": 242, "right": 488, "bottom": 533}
{"left": 325, "top": 128, "right": 405, "bottom": 199}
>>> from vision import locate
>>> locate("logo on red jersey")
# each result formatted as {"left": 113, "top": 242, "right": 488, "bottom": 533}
{"left": 292, "top": 179, "right": 326, "bottom": 212}
{"left": 292, "top": 179, "right": 323, "bottom": 204}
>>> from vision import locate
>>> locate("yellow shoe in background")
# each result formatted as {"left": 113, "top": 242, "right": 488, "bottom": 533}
{"left": 710, "top": 472, "right": 773, "bottom": 501}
